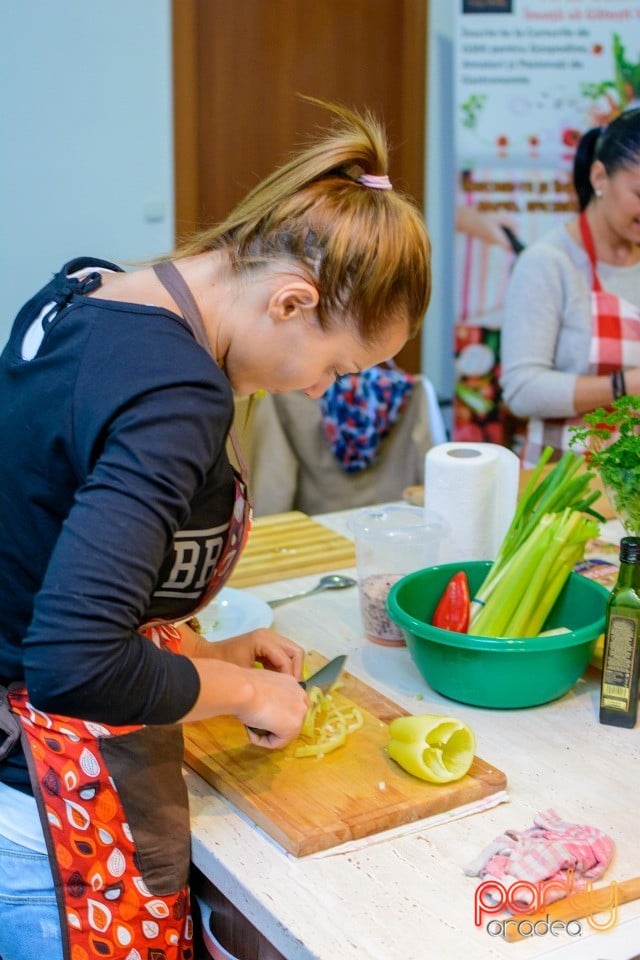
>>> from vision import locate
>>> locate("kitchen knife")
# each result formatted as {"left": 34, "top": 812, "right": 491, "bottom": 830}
{"left": 248, "top": 654, "right": 347, "bottom": 738}
{"left": 299, "top": 654, "right": 347, "bottom": 691}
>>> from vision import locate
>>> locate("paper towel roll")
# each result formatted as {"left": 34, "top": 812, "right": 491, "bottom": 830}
{"left": 424, "top": 442, "right": 520, "bottom": 563}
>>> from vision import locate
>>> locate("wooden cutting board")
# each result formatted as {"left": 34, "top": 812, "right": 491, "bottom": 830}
{"left": 228, "top": 511, "right": 356, "bottom": 587}
{"left": 183, "top": 652, "right": 507, "bottom": 857}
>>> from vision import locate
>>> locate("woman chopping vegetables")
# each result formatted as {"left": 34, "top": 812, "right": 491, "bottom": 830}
{"left": 0, "top": 99, "right": 431, "bottom": 960}
{"left": 501, "top": 108, "right": 640, "bottom": 466}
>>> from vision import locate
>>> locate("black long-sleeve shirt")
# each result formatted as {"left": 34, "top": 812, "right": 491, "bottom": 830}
{"left": 0, "top": 259, "right": 236, "bottom": 791}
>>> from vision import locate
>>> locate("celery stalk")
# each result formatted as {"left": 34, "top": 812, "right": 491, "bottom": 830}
{"left": 471, "top": 518, "right": 556, "bottom": 637}
{"left": 494, "top": 451, "right": 596, "bottom": 562}
{"left": 501, "top": 514, "right": 573, "bottom": 637}
{"left": 495, "top": 454, "right": 582, "bottom": 562}
{"left": 522, "top": 546, "right": 584, "bottom": 637}
{"left": 503, "top": 511, "right": 584, "bottom": 637}
{"left": 470, "top": 449, "right": 603, "bottom": 622}
{"left": 471, "top": 509, "right": 599, "bottom": 638}
{"left": 520, "top": 519, "right": 598, "bottom": 636}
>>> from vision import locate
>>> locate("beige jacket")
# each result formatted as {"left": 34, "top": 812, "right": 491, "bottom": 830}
{"left": 236, "top": 378, "right": 445, "bottom": 517}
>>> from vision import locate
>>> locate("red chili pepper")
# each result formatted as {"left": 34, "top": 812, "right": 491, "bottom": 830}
{"left": 432, "top": 572, "right": 470, "bottom": 633}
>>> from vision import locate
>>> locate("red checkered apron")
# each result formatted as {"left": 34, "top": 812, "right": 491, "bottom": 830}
{"left": 7, "top": 259, "right": 253, "bottom": 960}
{"left": 522, "top": 211, "right": 640, "bottom": 467}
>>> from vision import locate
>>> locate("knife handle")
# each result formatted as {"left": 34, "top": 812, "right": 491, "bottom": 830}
{"left": 247, "top": 680, "right": 307, "bottom": 738}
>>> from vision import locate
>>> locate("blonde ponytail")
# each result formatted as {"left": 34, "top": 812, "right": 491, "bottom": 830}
{"left": 174, "top": 98, "right": 431, "bottom": 342}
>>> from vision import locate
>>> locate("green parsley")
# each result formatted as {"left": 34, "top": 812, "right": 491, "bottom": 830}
{"left": 570, "top": 395, "right": 640, "bottom": 536}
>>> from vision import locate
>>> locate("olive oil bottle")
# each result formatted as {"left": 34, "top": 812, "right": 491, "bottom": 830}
{"left": 600, "top": 537, "right": 640, "bottom": 728}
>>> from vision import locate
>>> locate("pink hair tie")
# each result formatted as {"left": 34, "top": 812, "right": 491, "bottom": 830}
{"left": 357, "top": 173, "right": 393, "bottom": 190}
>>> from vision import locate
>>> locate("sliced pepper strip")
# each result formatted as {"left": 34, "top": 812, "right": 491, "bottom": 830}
{"left": 293, "top": 690, "right": 363, "bottom": 758}
{"left": 299, "top": 686, "right": 324, "bottom": 739}
{"left": 293, "top": 727, "right": 347, "bottom": 757}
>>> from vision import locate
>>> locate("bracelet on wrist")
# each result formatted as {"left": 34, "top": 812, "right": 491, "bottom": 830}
{"left": 611, "top": 369, "right": 626, "bottom": 400}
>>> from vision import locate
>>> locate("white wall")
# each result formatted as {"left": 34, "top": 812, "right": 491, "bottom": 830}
{"left": 0, "top": 0, "right": 174, "bottom": 348}
{"left": 1, "top": 1, "right": 455, "bottom": 398}
{"left": 423, "top": 2, "right": 455, "bottom": 410}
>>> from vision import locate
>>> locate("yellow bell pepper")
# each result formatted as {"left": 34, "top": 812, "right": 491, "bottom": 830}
{"left": 387, "top": 714, "right": 476, "bottom": 784}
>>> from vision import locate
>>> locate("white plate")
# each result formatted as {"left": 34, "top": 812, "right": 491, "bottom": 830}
{"left": 197, "top": 587, "right": 273, "bottom": 642}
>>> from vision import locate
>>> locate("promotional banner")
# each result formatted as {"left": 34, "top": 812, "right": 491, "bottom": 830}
{"left": 453, "top": 0, "right": 640, "bottom": 448}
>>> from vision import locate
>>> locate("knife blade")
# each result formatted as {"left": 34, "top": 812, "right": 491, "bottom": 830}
{"left": 299, "top": 654, "right": 347, "bottom": 691}
{"left": 248, "top": 654, "right": 347, "bottom": 738}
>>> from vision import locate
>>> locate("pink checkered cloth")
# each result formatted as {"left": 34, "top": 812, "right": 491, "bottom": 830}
{"left": 464, "top": 809, "right": 614, "bottom": 909}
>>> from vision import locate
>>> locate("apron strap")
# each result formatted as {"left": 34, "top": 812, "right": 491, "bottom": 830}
{"left": 152, "top": 260, "right": 211, "bottom": 353}
{"left": 152, "top": 260, "right": 250, "bottom": 479}
{"left": 578, "top": 211, "right": 603, "bottom": 292}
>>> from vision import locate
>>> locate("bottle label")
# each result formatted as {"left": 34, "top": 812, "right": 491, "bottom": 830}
{"left": 601, "top": 614, "right": 639, "bottom": 711}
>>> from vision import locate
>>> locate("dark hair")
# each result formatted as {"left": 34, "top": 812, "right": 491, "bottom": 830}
{"left": 573, "top": 108, "right": 640, "bottom": 211}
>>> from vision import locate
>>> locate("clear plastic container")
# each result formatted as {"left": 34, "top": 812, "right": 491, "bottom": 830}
{"left": 347, "top": 505, "right": 448, "bottom": 646}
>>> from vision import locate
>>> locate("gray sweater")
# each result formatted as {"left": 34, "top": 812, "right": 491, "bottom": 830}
{"left": 500, "top": 224, "right": 640, "bottom": 419}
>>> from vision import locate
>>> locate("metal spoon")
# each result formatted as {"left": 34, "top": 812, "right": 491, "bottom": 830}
{"left": 267, "top": 574, "right": 357, "bottom": 608}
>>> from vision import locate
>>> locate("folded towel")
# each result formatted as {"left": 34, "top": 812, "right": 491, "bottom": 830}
{"left": 320, "top": 366, "right": 415, "bottom": 473}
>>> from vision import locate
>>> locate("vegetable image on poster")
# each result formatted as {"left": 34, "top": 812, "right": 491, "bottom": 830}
{"left": 453, "top": 0, "right": 640, "bottom": 446}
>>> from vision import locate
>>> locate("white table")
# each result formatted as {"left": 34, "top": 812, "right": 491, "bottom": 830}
{"left": 187, "top": 510, "right": 640, "bottom": 960}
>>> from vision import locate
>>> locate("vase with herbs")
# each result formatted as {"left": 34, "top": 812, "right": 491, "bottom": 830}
{"left": 570, "top": 395, "right": 640, "bottom": 537}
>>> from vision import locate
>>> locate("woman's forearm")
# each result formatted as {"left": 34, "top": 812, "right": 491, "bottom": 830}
{"left": 174, "top": 622, "right": 309, "bottom": 743}
{"left": 573, "top": 367, "right": 640, "bottom": 414}
{"left": 179, "top": 655, "right": 309, "bottom": 748}
{"left": 179, "top": 656, "right": 256, "bottom": 722}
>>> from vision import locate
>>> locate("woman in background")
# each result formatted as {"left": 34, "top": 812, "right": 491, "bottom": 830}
{"left": 0, "top": 99, "right": 431, "bottom": 960}
{"left": 501, "top": 108, "right": 640, "bottom": 466}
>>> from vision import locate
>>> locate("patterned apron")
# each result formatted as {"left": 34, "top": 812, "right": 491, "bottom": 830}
{"left": 522, "top": 211, "right": 640, "bottom": 467}
{"left": 7, "top": 261, "right": 252, "bottom": 960}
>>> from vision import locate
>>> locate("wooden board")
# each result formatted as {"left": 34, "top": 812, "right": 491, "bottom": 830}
{"left": 228, "top": 511, "right": 356, "bottom": 588}
{"left": 183, "top": 652, "right": 507, "bottom": 857}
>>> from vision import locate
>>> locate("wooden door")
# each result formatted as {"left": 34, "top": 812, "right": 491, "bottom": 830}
{"left": 172, "top": 0, "right": 427, "bottom": 371}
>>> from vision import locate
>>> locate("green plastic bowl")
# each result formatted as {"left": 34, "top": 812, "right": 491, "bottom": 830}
{"left": 387, "top": 561, "right": 609, "bottom": 709}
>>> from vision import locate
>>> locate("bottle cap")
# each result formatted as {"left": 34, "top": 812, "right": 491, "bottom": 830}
{"left": 620, "top": 537, "right": 640, "bottom": 564}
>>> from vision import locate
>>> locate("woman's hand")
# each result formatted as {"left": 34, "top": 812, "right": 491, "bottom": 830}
{"left": 177, "top": 623, "right": 309, "bottom": 747}
{"left": 177, "top": 623, "right": 305, "bottom": 678}
{"left": 239, "top": 668, "right": 310, "bottom": 749}
{"left": 182, "top": 651, "right": 309, "bottom": 748}
{"left": 573, "top": 366, "right": 640, "bottom": 415}
{"left": 456, "top": 207, "right": 519, "bottom": 250}
{"left": 200, "top": 628, "right": 309, "bottom": 746}
{"left": 622, "top": 367, "right": 640, "bottom": 398}
{"left": 214, "top": 627, "right": 306, "bottom": 677}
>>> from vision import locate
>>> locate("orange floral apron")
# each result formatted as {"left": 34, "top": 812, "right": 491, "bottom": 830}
{"left": 522, "top": 212, "right": 640, "bottom": 467}
{"left": 7, "top": 261, "right": 252, "bottom": 960}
